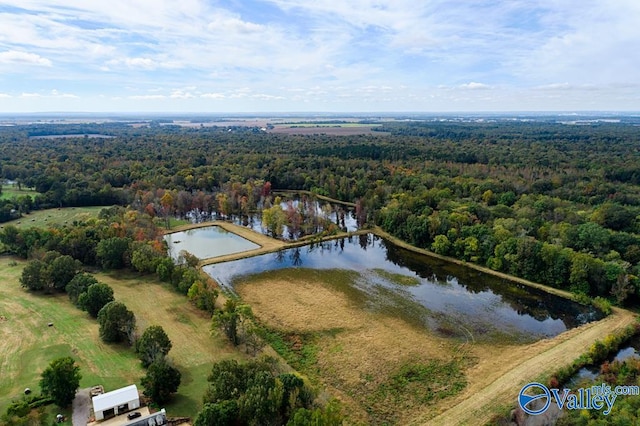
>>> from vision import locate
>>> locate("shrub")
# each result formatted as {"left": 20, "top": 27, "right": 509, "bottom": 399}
{"left": 592, "top": 296, "right": 612, "bottom": 315}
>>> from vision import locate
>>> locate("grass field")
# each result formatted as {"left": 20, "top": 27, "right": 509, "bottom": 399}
{"left": 0, "top": 257, "right": 243, "bottom": 420}
{"left": 0, "top": 184, "right": 37, "bottom": 201}
{"left": 1, "top": 206, "right": 105, "bottom": 229}
{"left": 235, "top": 268, "right": 470, "bottom": 425}
{"left": 234, "top": 267, "right": 636, "bottom": 425}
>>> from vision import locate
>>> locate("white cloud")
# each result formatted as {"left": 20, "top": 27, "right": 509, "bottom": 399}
{"left": 0, "top": 1, "right": 638, "bottom": 111}
{"left": 0, "top": 50, "right": 52, "bottom": 67}
{"left": 207, "top": 13, "right": 266, "bottom": 34}
{"left": 50, "top": 89, "right": 78, "bottom": 98}
{"left": 251, "top": 94, "right": 285, "bottom": 100}
{"left": 513, "top": 0, "right": 640, "bottom": 86}
{"left": 19, "top": 90, "right": 78, "bottom": 98}
{"left": 201, "top": 93, "right": 226, "bottom": 99}
{"left": 106, "top": 57, "right": 183, "bottom": 71}
{"left": 460, "top": 82, "right": 491, "bottom": 90}
{"left": 128, "top": 95, "right": 166, "bottom": 100}
{"left": 170, "top": 90, "right": 195, "bottom": 99}
{"left": 0, "top": 93, "right": 11, "bottom": 98}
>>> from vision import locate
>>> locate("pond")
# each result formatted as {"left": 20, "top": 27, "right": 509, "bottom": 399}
{"left": 231, "top": 199, "right": 359, "bottom": 238}
{"left": 185, "top": 196, "right": 359, "bottom": 241}
{"left": 566, "top": 335, "right": 640, "bottom": 387}
{"left": 164, "top": 226, "right": 260, "bottom": 261}
{"left": 203, "top": 234, "right": 602, "bottom": 344}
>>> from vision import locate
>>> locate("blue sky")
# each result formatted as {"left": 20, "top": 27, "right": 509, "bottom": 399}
{"left": 0, "top": 0, "right": 638, "bottom": 112}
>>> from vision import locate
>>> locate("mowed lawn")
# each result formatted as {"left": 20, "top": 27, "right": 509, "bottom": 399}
{"left": 0, "top": 206, "right": 105, "bottom": 229}
{"left": 96, "top": 270, "right": 242, "bottom": 417}
{"left": 0, "top": 184, "right": 38, "bottom": 201}
{"left": 0, "top": 257, "right": 242, "bottom": 418}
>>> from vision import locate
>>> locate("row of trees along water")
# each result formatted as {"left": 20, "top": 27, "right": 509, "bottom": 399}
{"left": 1, "top": 121, "right": 640, "bottom": 305}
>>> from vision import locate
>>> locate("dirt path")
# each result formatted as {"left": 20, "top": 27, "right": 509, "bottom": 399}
{"left": 419, "top": 308, "right": 637, "bottom": 426}
{"left": 165, "top": 222, "right": 638, "bottom": 425}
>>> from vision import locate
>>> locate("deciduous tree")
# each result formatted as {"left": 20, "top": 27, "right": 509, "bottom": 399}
{"left": 97, "top": 301, "right": 136, "bottom": 344}
{"left": 19, "top": 259, "right": 47, "bottom": 291}
{"left": 40, "top": 357, "right": 81, "bottom": 407}
{"left": 136, "top": 325, "right": 172, "bottom": 367}
{"left": 96, "top": 236, "right": 131, "bottom": 269}
{"left": 141, "top": 358, "right": 181, "bottom": 404}
{"left": 78, "top": 282, "right": 114, "bottom": 317}
{"left": 66, "top": 272, "right": 98, "bottom": 305}
{"left": 47, "top": 255, "right": 82, "bottom": 291}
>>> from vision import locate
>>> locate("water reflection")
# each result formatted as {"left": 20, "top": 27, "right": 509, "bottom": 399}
{"left": 203, "top": 234, "right": 602, "bottom": 343}
{"left": 164, "top": 226, "right": 259, "bottom": 261}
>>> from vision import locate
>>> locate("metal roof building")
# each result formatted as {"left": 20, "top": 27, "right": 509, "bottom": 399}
{"left": 92, "top": 384, "right": 140, "bottom": 421}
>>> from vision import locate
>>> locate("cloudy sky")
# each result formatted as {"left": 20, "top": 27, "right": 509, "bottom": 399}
{"left": 0, "top": 0, "right": 639, "bottom": 113}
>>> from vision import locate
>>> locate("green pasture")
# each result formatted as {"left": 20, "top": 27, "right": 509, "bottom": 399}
{"left": 0, "top": 257, "right": 242, "bottom": 419}
{"left": 0, "top": 184, "right": 37, "bottom": 201}
{"left": 1, "top": 206, "right": 105, "bottom": 229}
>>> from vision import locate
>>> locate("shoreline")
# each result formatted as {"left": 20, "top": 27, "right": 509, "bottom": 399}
{"left": 167, "top": 220, "right": 575, "bottom": 302}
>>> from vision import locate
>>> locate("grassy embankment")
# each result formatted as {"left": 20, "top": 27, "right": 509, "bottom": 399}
{"left": 0, "top": 257, "right": 243, "bottom": 421}
{"left": 197, "top": 224, "right": 636, "bottom": 424}
{"left": 3, "top": 207, "right": 636, "bottom": 424}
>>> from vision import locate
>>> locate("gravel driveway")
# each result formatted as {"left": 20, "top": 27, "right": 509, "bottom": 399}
{"left": 72, "top": 388, "right": 91, "bottom": 426}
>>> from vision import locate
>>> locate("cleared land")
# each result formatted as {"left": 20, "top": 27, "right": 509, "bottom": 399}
{"left": 234, "top": 268, "right": 637, "bottom": 425}
{"left": 269, "top": 125, "right": 386, "bottom": 136}
{"left": 0, "top": 184, "right": 37, "bottom": 200}
{"left": 235, "top": 269, "right": 469, "bottom": 425}
{"left": 0, "top": 206, "right": 104, "bottom": 229}
{"left": 424, "top": 307, "right": 636, "bottom": 426}
{"left": 0, "top": 257, "right": 143, "bottom": 414}
{"left": 0, "top": 257, "right": 242, "bottom": 418}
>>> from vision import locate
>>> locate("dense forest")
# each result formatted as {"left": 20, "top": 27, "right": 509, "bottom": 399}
{"left": 2, "top": 118, "right": 640, "bottom": 306}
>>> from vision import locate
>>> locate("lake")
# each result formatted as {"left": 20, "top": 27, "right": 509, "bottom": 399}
{"left": 203, "top": 233, "right": 602, "bottom": 343}
{"left": 164, "top": 226, "right": 260, "bottom": 261}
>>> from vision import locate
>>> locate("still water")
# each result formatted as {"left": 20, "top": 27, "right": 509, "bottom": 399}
{"left": 203, "top": 234, "right": 602, "bottom": 343}
{"left": 164, "top": 226, "right": 259, "bottom": 261}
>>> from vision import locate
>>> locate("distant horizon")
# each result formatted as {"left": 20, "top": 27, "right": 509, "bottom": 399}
{"left": 1, "top": 110, "right": 639, "bottom": 117}
{"left": 1, "top": 2, "right": 639, "bottom": 112}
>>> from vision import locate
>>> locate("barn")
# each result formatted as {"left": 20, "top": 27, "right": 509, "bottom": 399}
{"left": 92, "top": 384, "right": 140, "bottom": 420}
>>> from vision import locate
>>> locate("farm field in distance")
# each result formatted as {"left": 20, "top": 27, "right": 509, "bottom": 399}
{"left": 0, "top": 256, "right": 242, "bottom": 419}
{"left": 0, "top": 206, "right": 104, "bottom": 229}
{"left": 0, "top": 185, "right": 37, "bottom": 201}
{"left": 2, "top": 116, "right": 640, "bottom": 424}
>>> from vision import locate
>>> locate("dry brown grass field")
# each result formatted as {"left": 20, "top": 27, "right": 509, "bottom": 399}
{"left": 235, "top": 267, "right": 636, "bottom": 425}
